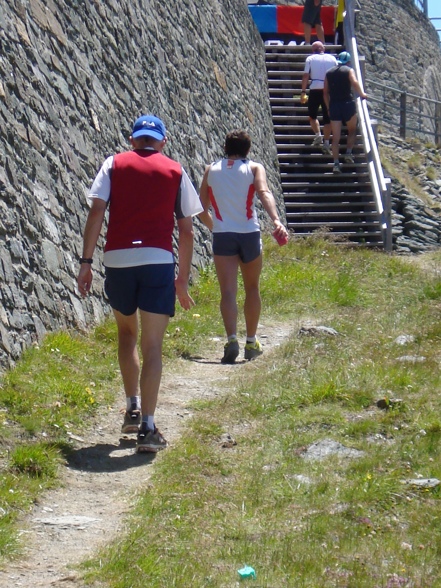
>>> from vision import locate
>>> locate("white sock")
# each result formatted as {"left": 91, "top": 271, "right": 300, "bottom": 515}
{"left": 127, "top": 396, "right": 140, "bottom": 411}
{"left": 142, "top": 415, "right": 155, "bottom": 431}
{"left": 246, "top": 336, "right": 256, "bottom": 345}
{"left": 228, "top": 334, "right": 237, "bottom": 342}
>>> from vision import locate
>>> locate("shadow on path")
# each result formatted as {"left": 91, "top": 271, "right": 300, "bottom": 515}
{"left": 66, "top": 437, "right": 157, "bottom": 473}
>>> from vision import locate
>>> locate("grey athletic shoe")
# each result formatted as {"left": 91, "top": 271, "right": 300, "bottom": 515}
{"left": 221, "top": 339, "right": 239, "bottom": 364}
{"left": 322, "top": 143, "right": 332, "bottom": 155}
{"left": 312, "top": 135, "right": 323, "bottom": 147}
{"left": 121, "top": 408, "right": 141, "bottom": 434}
{"left": 333, "top": 163, "right": 342, "bottom": 174}
{"left": 344, "top": 153, "right": 354, "bottom": 163}
{"left": 244, "top": 339, "right": 263, "bottom": 361}
{"left": 136, "top": 425, "right": 168, "bottom": 453}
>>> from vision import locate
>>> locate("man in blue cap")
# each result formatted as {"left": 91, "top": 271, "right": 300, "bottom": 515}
{"left": 77, "top": 114, "right": 202, "bottom": 453}
{"left": 323, "top": 52, "right": 367, "bottom": 173}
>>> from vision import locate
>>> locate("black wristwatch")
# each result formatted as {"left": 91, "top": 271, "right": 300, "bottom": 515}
{"left": 79, "top": 257, "right": 93, "bottom": 264}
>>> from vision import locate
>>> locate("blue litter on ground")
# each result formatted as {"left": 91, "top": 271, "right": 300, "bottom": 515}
{"left": 238, "top": 565, "right": 256, "bottom": 579}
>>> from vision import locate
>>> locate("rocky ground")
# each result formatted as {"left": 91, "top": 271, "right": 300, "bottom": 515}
{"left": 0, "top": 321, "right": 292, "bottom": 588}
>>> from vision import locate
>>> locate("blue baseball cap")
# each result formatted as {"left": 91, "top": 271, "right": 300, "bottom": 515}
{"left": 337, "top": 51, "right": 351, "bottom": 65}
{"left": 132, "top": 115, "right": 166, "bottom": 140}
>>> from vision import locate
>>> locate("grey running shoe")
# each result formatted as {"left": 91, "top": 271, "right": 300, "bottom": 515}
{"left": 344, "top": 153, "right": 354, "bottom": 163}
{"left": 221, "top": 339, "right": 239, "bottom": 364}
{"left": 121, "top": 408, "right": 141, "bottom": 434}
{"left": 333, "top": 163, "right": 342, "bottom": 174}
{"left": 244, "top": 339, "right": 263, "bottom": 361}
{"left": 312, "top": 135, "right": 323, "bottom": 147}
{"left": 322, "top": 143, "right": 332, "bottom": 155}
{"left": 136, "top": 425, "right": 167, "bottom": 453}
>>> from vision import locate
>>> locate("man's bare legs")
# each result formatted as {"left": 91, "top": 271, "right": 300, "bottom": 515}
{"left": 113, "top": 308, "right": 169, "bottom": 419}
{"left": 330, "top": 119, "right": 342, "bottom": 162}
{"left": 213, "top": 254, "right": 239, "bottom": 337}
{"left": 331, "top": 115, "right": 357, "bottom": 168}
{"left": 113, "top": 309, "right": 140, "bottom": 400}
{"left": 323, "top": 122, "right": 332, "bottom": 143}
{"left": 309, "top": 117, "right": 320, "bottom": 136}
{"left": 303, "top": 23, "right": 312, "bottom": 44}
{"left": 240, "top": 255, "right": 263, "bottom": 339}
{"left": 214, "top": 253, "right": 263, "bottom": 340}
{"left": 315, "top": 23, "right": 325, "bottom": 43}
{"left": 303, "top": 23, "right": 325, "bottom": 44}
{"left": 345, "top": 114, "right": 358, "bottom": 152}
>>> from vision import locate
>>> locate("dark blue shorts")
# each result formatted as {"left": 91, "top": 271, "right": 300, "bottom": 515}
{"left": 212, "top": 232, "right": 262, "bottom": 263}
{"left": 329, "top": 100, "right": 356, "bottom": 123}
{"left": 104, "top": 264, "right": 176, "bottom": 317}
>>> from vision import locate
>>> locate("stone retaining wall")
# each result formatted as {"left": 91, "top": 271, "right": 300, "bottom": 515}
{"left": 0, "top": 0, "right": 283, "bottom": 370}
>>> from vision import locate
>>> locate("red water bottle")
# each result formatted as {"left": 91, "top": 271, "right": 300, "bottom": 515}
{"left": 272, "top": 229, "right": 289, "bottom": 246}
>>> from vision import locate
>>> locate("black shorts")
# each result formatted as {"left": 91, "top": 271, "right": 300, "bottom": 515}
{"left": 104, "top": 264, "right": 176, "bottom": 317}
{"left": 302, "top": 0, "right": 322, "bottom": 26}
{"left": 212, "top": 232, "right": 262, "bottom": 263}
{"left": 307, "top": 89, "right": 330, "bottom": 124}
{"left": 329, "top": 100, "right": 356, "bottom": 123}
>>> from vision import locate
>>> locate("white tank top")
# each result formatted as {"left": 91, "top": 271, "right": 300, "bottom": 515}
{"left": 207, "top": 158, "right": 260, "bottom": 233}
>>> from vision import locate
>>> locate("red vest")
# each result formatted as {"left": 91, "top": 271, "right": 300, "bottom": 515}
{"left": 105, "top": 150, "right": 182, "bottom": 253}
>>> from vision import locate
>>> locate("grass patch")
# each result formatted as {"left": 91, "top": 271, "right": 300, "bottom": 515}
{"left": 3, "top": 238, "right": 441, "bottom": 585}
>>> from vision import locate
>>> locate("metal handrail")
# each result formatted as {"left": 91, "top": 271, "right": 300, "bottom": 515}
{"left": 414, "top": 0, "right": 428, "bottom": 16}
{"left": 343, "top": 0, "right": 392, "bottom": 250}
{"left": 366, "top": 79, "right": 441, "bottom": 144}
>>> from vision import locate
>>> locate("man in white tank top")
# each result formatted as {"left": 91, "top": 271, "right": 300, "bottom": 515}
{"left": 199, "top": 130, "right": 288, "bottom": 364}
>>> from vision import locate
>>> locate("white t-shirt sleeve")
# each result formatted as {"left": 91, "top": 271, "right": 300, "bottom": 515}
{"left": 304, "top": 56, "right": 311, "bottom": 74}
{"left": 88, "top": 156, "right": 114, "bottom": 202}
{"left": 179, "top": 168, "right": 203, "bottom": 217}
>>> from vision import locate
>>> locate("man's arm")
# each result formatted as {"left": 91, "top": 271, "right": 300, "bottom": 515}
{"left": 252, "top": 162, "right": 288, "bottom": 241}
{"left": 198, "top": 166, "right": 214, "bottom": 231}
{"left": 301, "top": 71, "right": 310, "bottom": 93}
{"left": 175, "top": 216, "right": 196, "bottom": 310}
{"left": 77, "top": 198, "right": 107, "bottom": 297}
{"left": 349, "top": 69, "right": 367, "bottom": 100}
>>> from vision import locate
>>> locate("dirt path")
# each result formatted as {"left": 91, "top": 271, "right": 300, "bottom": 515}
{"left": 0, "top": 321, "right": 292, "bottom": 588}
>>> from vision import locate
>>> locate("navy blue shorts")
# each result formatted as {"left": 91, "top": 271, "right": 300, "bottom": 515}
{"left": 104, "top": 264, "right": 176, "bottom": 317}
{"left": 212, "top": 232, "right": 262, "bottom": 263}
{"left": 329, "top": 100, "right": 356, "bottom": 123}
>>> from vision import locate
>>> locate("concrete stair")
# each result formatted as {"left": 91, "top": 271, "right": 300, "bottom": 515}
{"left": 266, "top": 43, "right": 384, "bottom": 247}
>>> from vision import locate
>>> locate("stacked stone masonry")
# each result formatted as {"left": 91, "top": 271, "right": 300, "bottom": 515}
{"left": 0, "top": 0, "right": 283, "bottom": 371}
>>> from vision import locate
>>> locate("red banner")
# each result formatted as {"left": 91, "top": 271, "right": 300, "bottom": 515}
{"left": 277, "top": 6, "right": 336, "bottom": 35}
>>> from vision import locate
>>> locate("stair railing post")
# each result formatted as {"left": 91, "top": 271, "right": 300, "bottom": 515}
{"left": 435, "top": 102, "right": 441, "bottom": 147}
{"left": 399, "top": 92, "right": 407, "bottom": 139}
{"left": 383, "top": 178, "right": 393, "bottom": 252}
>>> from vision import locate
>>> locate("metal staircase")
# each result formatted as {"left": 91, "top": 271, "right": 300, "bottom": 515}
{"left": 266, "top": 43, "right": 385, "bottom": 247}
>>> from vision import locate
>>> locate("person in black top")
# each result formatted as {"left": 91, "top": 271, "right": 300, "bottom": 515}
{"left": 323, "top": 52, "right": 367, "bottom": 173}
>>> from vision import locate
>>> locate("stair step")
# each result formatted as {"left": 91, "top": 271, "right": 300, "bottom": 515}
{"left": 284, "top": 189, "right": 374, "bottom": 197}
{"left": 286, "top": 210, "right": 380, "bottom": 218}
{"left": 264, "top": 43, "right": 384, "bottom": 248}
{"left": 285, "top": 205, "right": 377, "bottom": 212}
{"left": 288, "top": 223, "right": 383, "bottom": 233}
